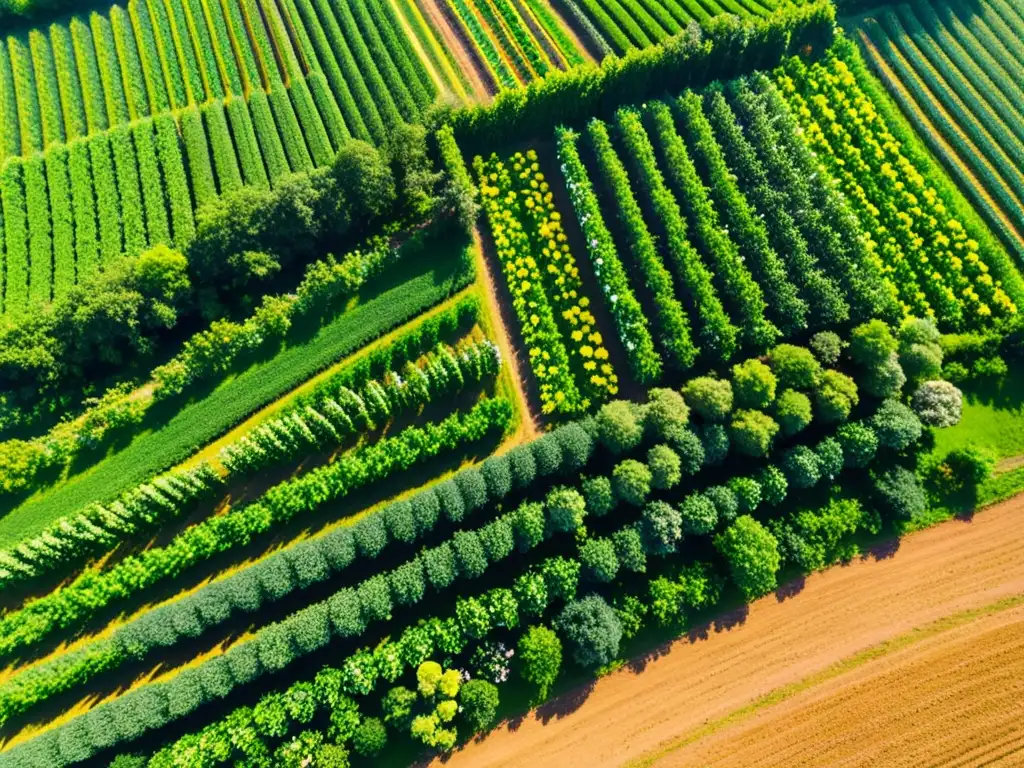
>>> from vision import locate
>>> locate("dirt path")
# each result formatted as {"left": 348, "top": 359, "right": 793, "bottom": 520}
{"left": 415, "top": 0, "right": 494, "bottom": 99}
{"left": 435, "top": 493, "right": 1024, "bottom": 768}
{"left": 472, "top": 227, "right": 541, "bottom": 440}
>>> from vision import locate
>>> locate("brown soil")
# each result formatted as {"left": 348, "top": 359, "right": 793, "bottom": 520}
{"left": 435, "top": 492, "right": 1024, "bottom": 768}
{"left": 415, "top": 0, "right": 494, "bottom": 99}
{"left": 655, "top": 604, "right": 1024, "bottom": 768}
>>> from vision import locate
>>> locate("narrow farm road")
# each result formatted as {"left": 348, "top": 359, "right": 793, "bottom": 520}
{"left": 434, "top": 493, "right": 1024, "bottom": 768}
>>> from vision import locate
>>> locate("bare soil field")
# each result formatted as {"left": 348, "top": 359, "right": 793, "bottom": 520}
{"left": 655, "top": 602, "right": 1024, "bottom": 767}
{"left": 436, "top": 494, "right": 1024, "bottom": 768}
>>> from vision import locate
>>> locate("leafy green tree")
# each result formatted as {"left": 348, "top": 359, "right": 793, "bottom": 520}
{"left": 775, "top": 389, "right": 813, "bottom": 436}
{"left": 768, "top": 344, "right": 822, "bottom": 389}
{"left": 715, "top": 516, "right": 781, "bottom": 599}
{"left": 870, "top": 400, "right": 923, "bottom": 451}
{"left": 816, "top": 370, "right": 858, "bottom": 423}
{"left": 642, "top": 500, "right": 684, "bottom": 553}
{"left": 460, "top": 679, "right": 500, "bottom": 733}
{"left": 555, "top": 595, "right": 622, "bottom": 669}
{"left": 612, "top": 459, "right": 652, "bottom": 506}
{"left": 612, "top": 527, "right": 647, "bottom": 573}
{"left": 731, "top": 359, "right": 777, "bottom": 409}
{"left": 809, "top": 331, "right": 844, "bottom": 365}
{"left": 648, "top": 444, "right": 682, "bottom": 489}
{"left": 595, "top": 400, "right": 644, "bottom": 454}
{"left": 580, "top": 537, "right": 619, "bottom": 582}
{"left": 872, "top": 467, "right": 926, "bottom": 521}
{"left": 582, "top": 475, "right": 616, "bottom": 517}
{"left": 546, "top": 487, "right": 587, "bottom": 533}
{"left": 682, "top": 376, "right": 734, "bottom": 422}
{"left": 352, "top": 718, "right": 387, "bottom": 757}
{"left": 644, "top": 387, "right": 690, "bottom": 441}
{"left": 679, "top": 493, "right": 718, "bottom": 535}
{"left": 850, "top": 320, "right": 897, "bottom": 368}
{"left": 518, "top": 625, "right": 562, "bottom": 700}
{"left": 836, "top": 422, "right": 879, "bottom": 468}
{"left": 382, "top": 686, "right": 417, "bottom": 729}
{"left": 729, "top": 409, "right": 779, "bottom": 457}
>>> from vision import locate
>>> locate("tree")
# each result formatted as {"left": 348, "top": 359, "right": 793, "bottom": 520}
{"left": 555, "top": 595, "right": 623, "bottom": 669}
{"left": 459, "top": 679, "right": 500, "bottom": 733}
{"left": 728, "top": 477, "right": 761, "bottom": 514}
{"left": 700, "top": 424, "right": 729, "bottom": 465}
{"left": 900, "top": 343, "right": 943, "bottom": 384}
{"left": 781, "top": 445, "right": 822, "bottom": 489}
{"left": 872, "top": 467, "right": 926, "bottom": 521}
{"left": 930, "top": 446, "right": 994, "bottom": 496}
{"left": 545, "top": 486, "right": 587, "bottom": 533}
{"left": 850, "top": 319, "right": 897, "bottom": 368}
{"left": 775, "top": 389, "right": 812, "bottom": 436}
{"left": 644, "top": 387, "right": 690, "bottom": 441}
{"left": 554, "top": 422, "right": 594, "bottom": 471}
{"left": 330, "top": 140, "right": 396, "bottom": 224}
{"left": 518, "top": 625, "right": 562, "bottom": 700}
{"left": 642, "top": 500, "right": 684, "bottom": 553}
{"left": 612, "top": 459, "right": 652, "bottom": 506}
{"left": 862, "top": 352, "right": 907, "bottom": 399}
{"left": 595, "top": 400, "right": 644, "bottom": 454}
{"left": 809, "top": 331, "right": 844, "bottom": 365}
{"left": 768, "top": 344, "right": 822, "bottom": 389}
{"left": 352, "top": 718, "right": 387, "bottom": 757}
{"left": 679, "top": 493, "right": 718, "bottom": 535}
{"left": 612, "top": 527, "right": 647, "bottom": 573}
{"left": 316, "top": 744, "right": 351, "bottom": 768}
{"left": 758, "top": 466, "right": 788, "bottom": 506}
{"left": 729, "top": 409, "right": 779, "bottom": 457}
{"left": 912, "top": 381, "right": 963, "bottom": 427}
{"left": 579, "top": 537, "right": 619, "bottom": 582}
{"left": 705, "top": 484, "right": 739, "bottom": 523}
{"left": 731, "top": 359, "right": 777, "bottom": 409}
{"left": 682, "top": 376, "right": 734, "bottom": 422}
{"left": 647, "top": 444, "right": 682, "bottom": 489}
{"left": 417, "top": 661, "right": 443, "bottom": 697}
{"left": 815, "top": 370, "right": 858, "bottom": 423}
{"left": 382, "top": 686, "right": 417, "bottom": 729}
{"left": 672, "top": 428, "right": 705, "bottom": 474}
{"left": 870, "top": 400, "right": 923, "bottom": 451}
{"left": 582, "top": 475, "right": 616, "bottom": 517}
{"left": 715, "top": 516, "right": 781, "bottom": 600}
{"left": 836, "top": 422, "right": 879, "bottom": 468}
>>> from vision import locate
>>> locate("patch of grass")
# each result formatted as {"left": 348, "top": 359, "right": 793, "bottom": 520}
{"left": 930, "top": 364, "right": 1024, "bottom": 461}
{"left": 0, "top": 239, "right": 473, "bottom": 548}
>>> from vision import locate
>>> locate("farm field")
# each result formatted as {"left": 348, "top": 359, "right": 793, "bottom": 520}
{"left": 0, "top": 0, "right": 1021, "bottom": 766}
{"left": 849, "top": 0, "right": 1024, "bottom": 256}
{"left": 434, "top": 492, "right": 1024, "bottom": 768}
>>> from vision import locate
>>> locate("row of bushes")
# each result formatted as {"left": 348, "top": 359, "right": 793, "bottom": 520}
{"left": 0, "top": 399, "right": 513, "bottom": 662}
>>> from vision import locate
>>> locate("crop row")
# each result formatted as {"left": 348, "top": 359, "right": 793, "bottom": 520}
{"left": 778, "top": 49, "right": 1019, "bottom": 331}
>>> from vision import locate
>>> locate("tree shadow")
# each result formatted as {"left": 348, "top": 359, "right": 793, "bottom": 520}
{"left": 862, "top": 536, "right": 901, "bottom": 561}
{"left": 535, "top": 679, "right": 598, "bottom": 724}
{"left": 775, "top": 575, "right": 806, "bottom": 602}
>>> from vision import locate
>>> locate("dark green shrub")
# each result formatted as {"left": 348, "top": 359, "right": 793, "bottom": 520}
{"left": 642, "top": 500, "right": 684, "bottom": 553}
{"left": 436, "top": 479, "right": 466, "bottom": 523}
{"left": 553, "top": 422, "right": 594, "bottom": 471}
{"left": 479, "top": 517, "right": 515, "bottom": 562}
{"left": 705, "top": 485, "right": 739, "bottom": 523}
{"left": 422, "top": 542, "right": 457, "bottom": 589}
{"left": 460, "top": 679, "right": 500, "bottom": 732}
{"left": 352, "top": 717, "right": 388, "bottom": 757}
{"left": 320, "top": 528, "right": 356, "bottom": 571}
{"left": 612, "top": 527, "right": 646, "bottom": 572}
{"left": 715, "top": 515, "right": 781, "bottom": 599}
{"left": 728, "top": 477, "right": 761, "bottom": 514}
{"left": 384, "top": 501, "right": 417, "bottom": 544}
{"left": 579, "top": 537, "right": 619, "bottom": 582}
{"left": 680, "top": 493, "right": 718, "bottom": 536}
{"left": 836, "top": 422, "right": 879, "bottom": 468}
{"left": 782, "top": 445, "right": 822, "bottom": 489}
{"left": 287, "top": 540, "right": 331, "bottom": 588}
{"left": 546, "top": 486, "right": 587, "bottom": 532}
{"left": 481, "top": 455, "right": 513, "bottom": 498}
{"left": 612, "top": 459, "right": 652, "bottom": 506}
{"left": 512, "top": 502, "right": 546, "bottom": 551}
{"left": 582, "top": 475, "right": 616, "bottom": 517}
{"left": 555, "top": 595, "right": 622, "bottom": 669}
{"left": 699, "top": 424, "right": 729, "bottom": 466}
{"left": 455, "top": 467, "right": 489, "bottom": 512}
{"left": 872, "top": 467, "right": 926, "bottom": 521}
{"left": 354, "top": 515, "right": 388, "bottom": 559}
{"left": 870, "top": 400, "right": 923, "bottom": 452}
{"left": 508, "top": 444, "right": 537, "bottom": 488}
{"left": 328, "top": 589, "right": 366, "bottom": 637}
{"left": 411, "top": 490, "right": 441, "bottom": 534}
{"left": 758, "top": 465, "right": 788, "bottom": 506}
{"left": 645, "top": 388, "right": 690, "bottom": 441}
{"left": 453, "top": 530, "right": 489, "bottom": 578}
{"left": 648, "top": 444, "right": 682, "bottom": 490}
{"left": 390, "top": 559, "right": 426, "bottom": 606}
{"left": 809, "top": 331, "right": 844, "bottom": 365}
{"left": 532, "top": 433, "right": 564, "bottom": 475}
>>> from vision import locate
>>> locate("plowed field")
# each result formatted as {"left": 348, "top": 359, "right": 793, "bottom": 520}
{"left": 435, "top": 493, "right": 1024, "bottom": 768}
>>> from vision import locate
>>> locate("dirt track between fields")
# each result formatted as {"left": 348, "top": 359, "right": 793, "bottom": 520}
{"left": 436, "top": 494, "right": 1024, "bottom": 768}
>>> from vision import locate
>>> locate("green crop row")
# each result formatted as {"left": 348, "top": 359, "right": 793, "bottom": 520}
{"left": 448, "top": 0, "right": 518, "bottom": 89}
{"left": 367, "top": 0, "right": 434, "bottom": 109}
{"left": 470, "top": 0, "right": 535, "bottom": 81}
{"left": 585, "top": 117, "right": 697, "bottom": 369}
{"left": 521, "top": 0, "right": 586, "bottom": 67}
{"left": 348, "top": 0, "right": 419, "bottom": 121}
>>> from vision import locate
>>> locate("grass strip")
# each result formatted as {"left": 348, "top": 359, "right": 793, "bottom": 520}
{"left": 0, "top": 240, "right": 473, "bottom": 548}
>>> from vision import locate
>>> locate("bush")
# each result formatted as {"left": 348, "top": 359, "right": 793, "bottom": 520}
{"left": 705, "top": 485, "right": 739, "bottom": 523}
{"left": 809, "top": 331, "right": 844, "bottom": 365}
{"left": 836, "top": 422, "right": 879, "bottom": 468}
{"left": 757, "top": 465, "right": 788, "bottom": 506}
{"left": 546, "top": 487, "right": 587, "bottom": 533}
{"left": 612, "top": 527, "right": 647, "bottom": 573}
{"left": 816, "top": 370, "right": 858, "bottom": 423}
{"left": 714, "top": 516, "right": 781, "bottom": 599}
{"left": 644, "top": 387, "right": 690, "bottom": 441}
{"left": 595, "top": 400, "right": 644, "bottom": 454}
{"left": 532, "top": 433, "right": 564, "bottom": 476}
{"left": 508, "top": 444, "right": 537, "bottom": 488}
{"left": 513, "top": 502, "right": 546, "bottom": 552}
{"left": 518, "top": 625, "right": 561, "bottom": 700}
{"left": 870, "top": 400, "right": 923, "bottom": 452}
{"left": 480, "top": 518, "right": 515, "bottom": 563}
{"left": 455, "top": 468, "right": 489, "bottom": 513}
{"left": 912, "top": 381, "right": 963, "bottom": 428}
{"left": 816, "top": 437, "right": 844, "bottom": 478}
{"left": 872, "top": 467, "right": 926, "bottom": 521}
{"left": 730, "top": 410, "right": 779, "bottom": 457}
{"left": 699, "top": 424, "right": 729, "bottom": 466}
{"left": 481, "top": 455, "right": 513, "bottom": 499}
{"left": 555, "top": 595, "right": 622, "bottom": 669}
{"left": 582, "top": 475, "right": 616, "bottom": 517}
{"left": 648, "top": 444, "right": 682, "bottom": 490}
{"left": 775, "top": 389, "right": 813, "bottom": 436}
{"left": 382, "top": 686, "right": 417, "bottom": 728}
{"left": 453, "top": 530, "right": 489, "bottom": 578}
{"left": 352, "top": 717, "right": 387, "bottom": 757}
{"left": 901, "top": 343, "right": 943, "bottom": 384}
{"left": 728, "top": 477, "right": 761, "bottom": 514}
{"left": 682, "top": 376, "right": 734, "bottom": 422}
{"left": 459, "top": 679, "right": 500, "bottom": 733}
{"left": 612, "top": 459, "right": 653, "bottom": 506}
{"left": 781, "top": 446, "right": 822, "bottom": 489}
{"left": 863, "top": 352, "right": 907, "bottom": 398}
{"left": 768, "top": 344, "right": 822, "bottom": 389}
{"left": 673, "top": 428, "right": 706, "bottom": 474}
{"left": 679, "top": 493, "right": 718, "bottom": 536}
{"left": 930, "top": 446, "right": 994, "bottom": 496}
{"left": 554, "top": 423, "right": 594, "bottom": 471}
{"left": 316, "top": 744, "right": 351, "bottom": 768}
{"left": 731, "top": 359, "right": 777, "bottom": 409}
{"left": 850, "top": 319, "right": 897, "bottom": 368}
{"left": 642, "top": 500, "right": 684, "bottom": 554}
{"left": 579, "top": 537, "right": 619, "bottom": 582}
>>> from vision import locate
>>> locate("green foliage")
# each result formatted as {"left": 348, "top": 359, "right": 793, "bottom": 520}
{"left": 555, "top": 595, "right": 622, "bottom": 669}
{"left": 768, "top": 344, "right": 822, "bottom": 390}
{"left": 870, "top": 399, "right": 924, "bottom": 452}
{"left": 816, "top": 370, "right": 859, "bottom": 423}
{"left": 809, "top": 330, "right": 845, "bottom": 365}
{"left": 352, "top": 717, "right": 387, "bottom": 757}
{"left": 682, "top": 377, "right": 734, "bottom": 422}
{"left": 775, "top": 389, "right": 813, "bottom": 437}
{"left": 850, "top": 319, "right": 898, "bottom": 368}
{"left": 596, "top": 400, "right": 645, "bottom": 454}
{"left": 679, "top": 493, "right": 718, "bottom": 536}
{"left": 579, "top": 537, "right": 619, "bottom": 583}
{"left": 731, "top": 359, "right": 777, "bottom": 410}
{"left": 642, "top": 500, "right": 684, "bottom": 553}
{"left": 715, "top": 515, "right": 781, "bottom": 599}
{"left": 612, "top": 459, "right": 652, "bottom": 506}
{"left": 872, "top": 466, "right": 927, "bottom": 521}
{"left": 729, "top": 409, "right": 780, "bottom": 457}
{"left": 582, "top": 475, "right": 616, "bottom": 517}
{"left": 459, "top": 679, "right": 500, "bottom": 733}
{"left": 648, "top": 444, "right": 682, "bottom": 490}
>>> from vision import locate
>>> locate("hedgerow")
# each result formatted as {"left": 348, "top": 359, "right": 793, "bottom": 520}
{"left": 90, "top": 12, "right": 130, "bottom": 126}
{"left": 28, "top": 30, "right": 63, "bottom": 146}
{"left": 1, "top": 159, "right": 30, "bottom": 314}
{"left": 246, "top": 90, "right": 291, "bottom": 185}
